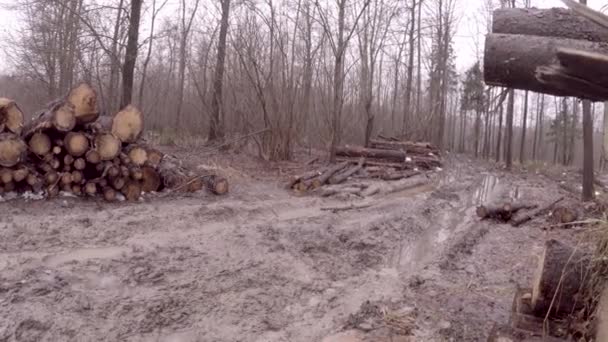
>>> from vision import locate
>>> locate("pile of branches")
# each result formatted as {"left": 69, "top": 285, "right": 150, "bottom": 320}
{"left": 0, "top": 83, "right": 228, "bottom": 201}
{"left": 288, "top": 138, "right": 441, "bottom": 193}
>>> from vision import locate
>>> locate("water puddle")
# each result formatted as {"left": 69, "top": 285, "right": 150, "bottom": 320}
{"left": 43, "top": 246, "right": 129, "bottom": 267}
{"left": 473, "top": 174, "right": 500, "bottom": 205}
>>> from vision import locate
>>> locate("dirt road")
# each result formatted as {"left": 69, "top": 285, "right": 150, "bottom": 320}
{"left": 0, "top": 154, "right": 578, "bottom": 341}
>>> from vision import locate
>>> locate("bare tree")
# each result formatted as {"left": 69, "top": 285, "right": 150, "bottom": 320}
{"left": 120, "top": 0, "right": 143, "bottom": 108}
{"left": 209, "top": 0, "right": 231, "bottom": 141}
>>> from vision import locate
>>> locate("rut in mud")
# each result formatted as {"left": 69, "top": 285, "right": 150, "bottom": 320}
{"left": 0, "top": 155, "right": 576, "bottom": 341}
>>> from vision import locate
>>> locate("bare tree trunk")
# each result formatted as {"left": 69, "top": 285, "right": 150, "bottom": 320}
{"left": 175, "top": 0, "right": 200, "bottom": 129}
{"left": 403, "top": 0, "right": 416, "bottom": 136}
{"left": 532, "top": 93, "right": 540, "bottom": 160}
{"left": 519, "top": 90, "right": 529, "bottom": 164}
{"left": 109, "top": 0, "right": 124, "bottom": 112}
{"left": 569, "top": 98, "right": 578, "bottom": 165}
{"left": 562, "top": 98, "right": 569, "bottom": 165}
{"left": 138, "top": 0, "right": 166, "bottom": 108}
{"left": 496, "top": 98, "right": 504, "bottom": 162}
{"left": 505, "top": 89, "right": 514, "bottom": 169}
{"left": 604, "top": 102, "right": 608, "bottom": 169}
{"left": 415, "top": 0, "right": 423, "bottom": 119}
{"left": 209, "top": 0, "right": 231, "bottom": 141}
{"left": 120, "top": 0, "right": 143, "bottom": 108}
{"left": 583, "top": 99, "right": 595, "bottom": 200}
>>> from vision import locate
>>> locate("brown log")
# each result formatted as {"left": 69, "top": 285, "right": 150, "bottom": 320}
{"left": 130, "top": 167, "right": 143, "bottom": 180}
{"left": 107, "top": 164, "right": 120, "bottom": 178}
{"left": 64, "top": 132, "right": 89, "bottom": 157}
{"left": 60, "top": 172, "right": 73, "bottom": 185}
{"left": 71, "top": 184, "right": 82, "bottom": 196}
{"left": 157, "top": 155, "right": 201, "bottom": 192}
{"left": 329, "top": 158, "right": 365, "bottom": 184}
{"left": 311, "top": 161, "right": 350, "bottom": 188}
{"left": 110, "top": 176, "right": 126, "bottom": 190}
{"left": 12, "top": 168, "right": 28, "bottom": 183}
{"left": 0, "top": 98, "right": 23, "bottom": 134}
{"left": 511, "top": 197, "right": 564, "bottom": 227}
{"left": 380, "top": 169, "right": 422, "bottom": 181}
{"left": 85, "top": 149, "right": 101, "bottom": 164}
{"left": 0, "top": 168, "right": 12, "bottom": 184}
{"left": 0, "top": 133, "right": 26, "bottom": 167}
{"left": 71, "top": 170, "right": 83, "bottom": 184}
{"left": 73, "top": 158, "right": 86, "bottom": 170}
{"left": 476, "top": 202, "right": 538, "bottom": 221}
{"left": 67, "top": 83, "right": 99, "bottom": 124}
{"left": 204, "top": 175, "right": 229, "bottom": 195}
{"left": 369, "top": 139, "right": 439, "bottom": 155}
{"left": 146, "top": 147, "right": 164, "bottom": 168}
{"left": 46, "top": 184, "right": 59, "bottom": 197}
{"left": 103, "top": 187, "right": 117, "bottom": 202}
{"left": 287, "top": 168, "right": 325, "bottom": 189}
{"left": 26, "top": 173, "right": 43, "bottom": 192}
{"left": 63, "top": 154, "right": 74, "bottom": 166}
{"left": 532, "top": 239, "right": 590, "bottom": 318}
{"left": 45, "top": 171, "right": 59, "bottom": 185}
{"left": 141, "top": 166, "right": 160, "bottom": 192}
{"left": 493, "top": 8, "right": 608, "bottom": 42}
{"left": 52, "top": 146, "right": 62, "bottom": 155}
{"left": 28, "top": 132, "right": 51, "bottom": 156}
{"left": 49, "top": 157, "right": 61, "bottom": 170}
{"left": 119, "top": 152, "right": 131, "bottom": 165}
{"left": 121, "top": 180, "right": 142, "bottom": 201}
{"left": 22, "top": 102, "right": 76, "bottom": 137}
{"left": 93, "top": 133, "right": 121, "bottom": 161}
{"left": 84, "top": 182, "right": 97, "bottom": 196}
{"left": 100, "top": 105, "right": 144, "bottom": 143}
{"left": 126, "top": 145, "right": 147, "bottom": 166}
{"left": 551, "top": 206, "right": 579, "bottom": 225}
{"left": 336, "top": 145, "right": 408, "bottom": 163}
{"left": 484, "top": 33, "right": 608, "bottom": 101}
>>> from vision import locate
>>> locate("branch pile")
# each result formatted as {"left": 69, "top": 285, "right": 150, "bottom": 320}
{"left": 288, "top": 138, "right": 441, "bottom": 193}
{"left": 0, "top": 83, "right": 228, "bottom": 201}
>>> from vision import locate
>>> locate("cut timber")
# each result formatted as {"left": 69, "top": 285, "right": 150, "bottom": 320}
{"left": 381, "top": 170, "right": 421, "bottom": 181}
{"left": 157, "top": 155, "right": 202, "bottom": 192}
{"left": 121, "top": 181, "right": 142, "bottom": 201}
{"left": 477, "top": 202, "right": 538, "bottom": 222}
{"left": 0, "top": 168, "right": 12, "bottom": 183}
{"left": 551, "top": 206, "right": 579, "bottom": 225}
{"left": 319, "top": 185, "right": 364, "bottom": 197}
{"left": 71, "top": 170, "right": 83, "bottom": 184}
{"left": 146, "top": 148, "right": 163, "bottom": 168}
{"left": 0, "top": 98, "right": 24, "bottom": 134}
{"left": 286, "top": 168, "right": 324, "bottom": 189}
{"left": 73, "top": 158, "right": 86, "bottom": 170}
{"left": 0, "top": 133, "right": 26, "bottom": 167}
{"left": 204, "top": 175, "right": 229, "bottom": 195}
{"left": 532, "top": 239, "right": 590, "bottom": 318}
{"left": 23, "top": 102, "right": 76, "bottom": 137}
{"left": 94, "top": 133, "right": 121, "bottom": 161}
{"left": 484, "top": 33, "right": 608, "bottom": 100}
{"left": 511, "top": 197, "right": 564, "bottom": 227}
{"left": 28, "top": 132, "right": 51, "bottom": 156}
{"left": 63, "top": 154, "right": 74, "bottom": 166}
{"left": 110, "top": 176, "right": 126, "bottom": 190}
{"left": 67, "top": 83, "right": 98, "bottom": 124}
{"left": 12, "top": 168, "right": 28, "bottom": 183}
{"left": 336, "top": 145, "right": 408, "bottom": 163}
{"left": 493, "top": 8, "right": 608, "bottom": 42}
{"left": 369, "top": 139, "right": 439, "bottom": 155}
{"left": 85, "top": 150, "right": 101, "bottom": 164}
{"left": 126, "top": 145, "right": 148, "bottom": 166}
{"left": 329, "top": 158, "right": 365, "bottom": 184}
{"left": 84, "top": 182, "right": 97, "bottom": 196}
{"left": 64, "top": 132, "right": 89, "bottom": 157}
{"left": 111, "top": 105, "right": 144, "bottom": 143}
{"left": 103, "top": 187, "right": 117, "bottom": 202}
{"left": 312, "top": 161, "right": 350, "bottom": 188}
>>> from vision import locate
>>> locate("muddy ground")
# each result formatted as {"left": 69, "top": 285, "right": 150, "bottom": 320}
{"left": 0, "top": 149, "right": 586, "bottom": 341}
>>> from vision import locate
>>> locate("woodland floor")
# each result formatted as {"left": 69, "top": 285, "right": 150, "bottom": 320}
{"left": 0, "top": 147, "right": 588, "bottom": 342}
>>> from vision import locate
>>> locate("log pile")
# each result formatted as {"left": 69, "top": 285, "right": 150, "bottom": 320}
{"left": 0, "top": 83, "right": 228, "bottom": 201}
{"left": 288, "top": 138, "right": 441, "bottom": 193}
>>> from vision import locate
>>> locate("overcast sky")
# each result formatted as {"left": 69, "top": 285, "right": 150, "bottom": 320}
{"left": 0, "top": 0, "right": 606, "bottom": 74}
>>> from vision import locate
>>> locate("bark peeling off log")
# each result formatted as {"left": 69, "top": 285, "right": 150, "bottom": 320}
{"left": 484, "top": 33, "right": 608, "bottom": 100}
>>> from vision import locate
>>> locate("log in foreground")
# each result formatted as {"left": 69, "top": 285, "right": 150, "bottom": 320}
{"left": 110, "top": 105, "right": 143, "bottom": 143}
{"left": 23, "top": 102, "right": 77, "bottom": 137}
{"left": 484, "top": 33, "right": 608, "bottom": 100}
{"left": 67, "top": 83, "right": 99, "bottom": 124}
{"left": 336, "top": 145, "right": 408, "bottom": 163}
{"left": 0, "top": 98, "right": 24, "bottom": 134}
{"left": 532, "top": 239, "right": 590, "bottom": 318}
{"left": 493, "top": 8, "right": 608, "bottom": 42}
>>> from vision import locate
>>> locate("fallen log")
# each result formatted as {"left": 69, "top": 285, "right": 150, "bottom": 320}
{"left": 0, "top": 98, "right": 24, "bottom": 134}
{"left": 511, "top": 197, "right": 564, "bottom": 227}
{"left": 484, "top": 33, "right": 608, "bottom": 100}
{"left": 477, "top": 202, "right": 538, "bottom": 221}
{"left": 336, "top": 145, "right": 408, "bottom": 163}
{"left": 141, "top": 166, "right": 161, "bottom": 192}
{"left": 532, "top": 239, "right": 591, "bottom": 318}
{"left": 0, "top": 133, "right": 27, "bottom": 167}
{"left": 369, "top": 139, "right": 439, "bottom": 155}
{"left": 286, "top": 168, "right": 325, "bottom": 189}
{"left": 311, "top": 161, "right": 349, "bottom": 188}
{"left": 329, "top": 158, "right": 365, "bottom": 184}
{"left": 318, "top": 184, "right": 365, "bottom": 197}
{"left": 204, "top": 175, "right": 229, "bottom": 195}
{"left": 381, "top": 170, "right": 421, "bottom": 181}
{"left": 551, "top": 206, "right": 579, "bottom": 225}
{"left": 493, "top": 8, "right": 608, "bottom": 42}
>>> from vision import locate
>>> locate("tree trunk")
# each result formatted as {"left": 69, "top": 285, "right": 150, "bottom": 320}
{"left": 484, "top": 33, "right": 608, "bottom": 99}
{"left": 209, "top": 0, "right": 230, "bottom": 141}
{"left": 403, "top": 0, "right": 416, "bottom": 136}
{"left": 120, "top": 0, "right": 143, "bottom": 108}
{"left": 532, "top": 239, "right": 590, "bottom": 318}
{"left": 519, "top": 90, "right": 529, "bottom": 164}
{"left": 505, "top": 89, "right": 515, "bottom": 169}
{"left": 582, "top": 99, "right": 595, "bottom": 201}
{"left": 493, "top": 8, "right": 608, "bottom": 42}
{"left": 496, "top": 100, "right": 503, "bottom": 162}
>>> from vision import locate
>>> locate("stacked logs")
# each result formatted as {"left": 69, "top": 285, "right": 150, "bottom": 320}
{"left": 288, "top": 138, "right": 441, "bottom": 193}
{"left": 0, "top": 83, "right": 228, "bottom": 201}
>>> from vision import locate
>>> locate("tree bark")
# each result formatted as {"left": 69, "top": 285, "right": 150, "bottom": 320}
{"left": 120, "top": 0, "right": 143, "bottom": 108}
{"left": 403, "top": 0, "right": 416, "bottom": 136}
{"left": 519, "top": 90, "right": 529, "bottom": 164}
{"left": 209, "top": 0, "right": 231, "bottom": 141}
{"left": 505, "top": 89, "right": 515, "bottom": 169}
{"left": 493, "top": 8, "right": 608, "bottom": 42}
{"left": 582, "top": 99, "right": 595, "bottom": 200}
{"left": 484, "top": 33, "right": 608, "bottom": 98}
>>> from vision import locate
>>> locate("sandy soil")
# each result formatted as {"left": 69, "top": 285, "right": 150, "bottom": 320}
{"left": 0, "top": 151, "right": 583, "bottom": 342}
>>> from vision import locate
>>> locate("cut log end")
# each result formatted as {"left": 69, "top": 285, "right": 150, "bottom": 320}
{"left": 127, "top": 146, "right": 148, "bottom": 166}
{"left": 53, "top": 103, "right": 77, "bottom": 131}
{"left": 84, "top": 182, "right": 97, "bottom": 196}
{"left": 94, "top": 133, "right": 121, "bottom": 161}
{"left": 64, "top": 132, "right": 89, "bottom": 157}
{"left": 73, "top": 158, "right": 86, "bottom": 171}
{"left": 112, "top": 105, "right": 143, "bottom": 143}
{"left": 0, "top": 98, "right": 24, "bottom": 134}
{"left": 122, "top": 181, "right": 142, "bottom": 201}
{"left": 28, "top": 132, "right": 51, "bottom": 156}
{"left": 67, "top": 83, "right": 99, "bottom": 124}
{"left": 103, "top": 187, "right": 117, "bottom": 202}
{"left": 205, "top": 175, "right": 229, "bottom": 195}
{"left": 85, "top": 150, "right": 101, "bottom": 164}
{"left": 0, "top": 133, "right": 27, "bottom": 167}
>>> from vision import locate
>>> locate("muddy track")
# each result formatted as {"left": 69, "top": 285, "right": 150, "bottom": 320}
{"left": 0, "top": 159, "right": 577, "bottom": 341}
